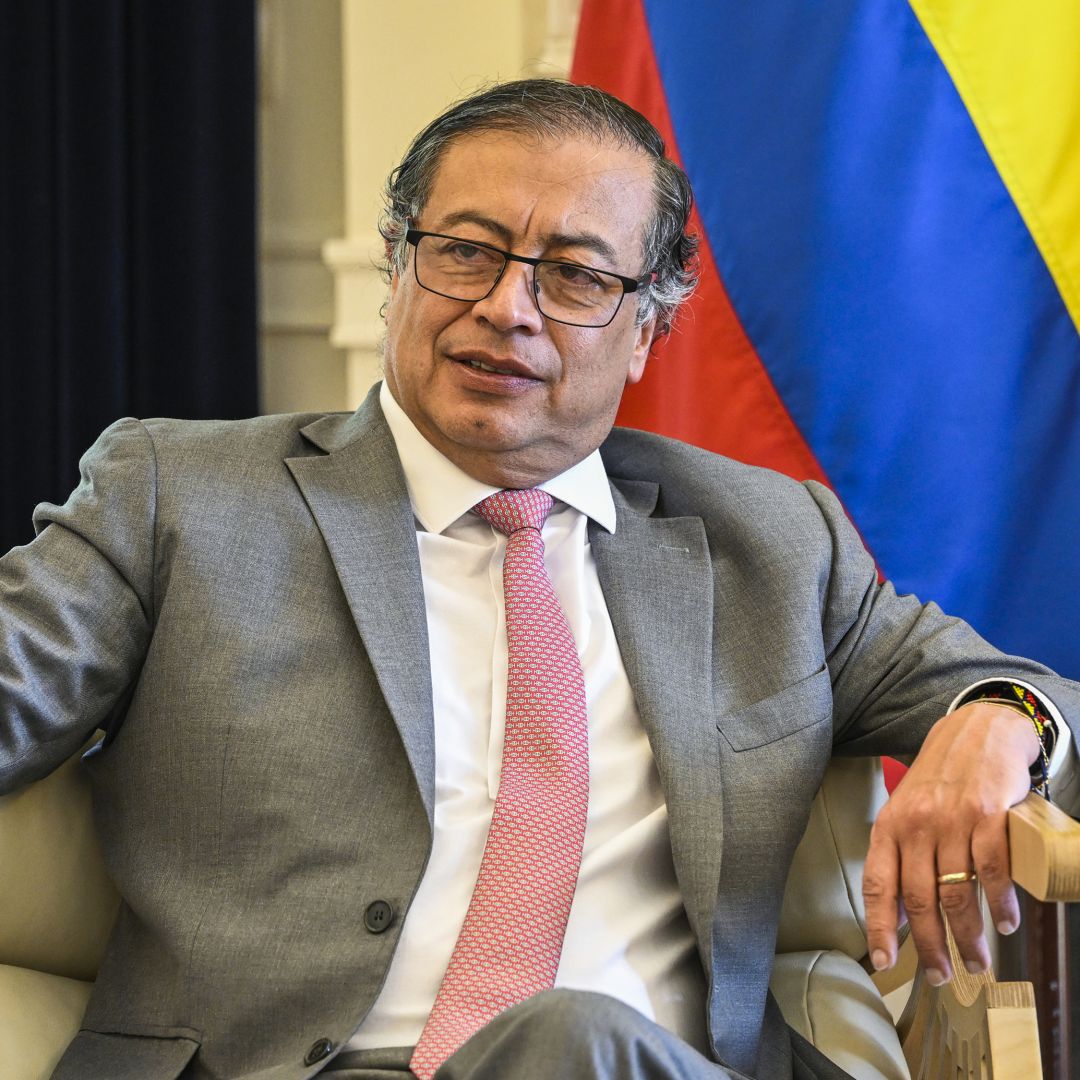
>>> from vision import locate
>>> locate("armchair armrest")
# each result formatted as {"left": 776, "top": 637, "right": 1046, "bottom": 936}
{"left": 1008, "top": 792, "right": 1080, "bottom": 902}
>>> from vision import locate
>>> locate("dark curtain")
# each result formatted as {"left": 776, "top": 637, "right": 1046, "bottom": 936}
{"left": 0, "top": 1, "right": 258, "bottom": 552}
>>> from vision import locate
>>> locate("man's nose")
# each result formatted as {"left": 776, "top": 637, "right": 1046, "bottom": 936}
{"left": 470, "top": 261, "right": 545, "bottom": 333}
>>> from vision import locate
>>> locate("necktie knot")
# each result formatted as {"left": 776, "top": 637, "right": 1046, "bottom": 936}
{"left": 473, "top": 489, "right": 554, "bottom": 536}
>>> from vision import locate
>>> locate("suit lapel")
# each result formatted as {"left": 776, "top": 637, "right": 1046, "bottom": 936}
{"left": 285, "top": 393, "right": 436, "bottom": 824}
{"left": 589, "top": 481, "right": 723, "bottom": 961}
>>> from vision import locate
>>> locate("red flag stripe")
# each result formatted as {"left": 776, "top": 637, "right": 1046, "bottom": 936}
{"left": 570, "top": 0, "right": 830, "bottom": 483}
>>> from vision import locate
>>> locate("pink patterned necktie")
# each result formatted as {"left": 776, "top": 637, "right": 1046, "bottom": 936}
{"left": 409, "top": 488, "right": 590, "bottom": 1080}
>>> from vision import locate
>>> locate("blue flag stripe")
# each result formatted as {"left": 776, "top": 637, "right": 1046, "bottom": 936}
{"left": 642, "top": 0, "right": 1080, "bottom": 678}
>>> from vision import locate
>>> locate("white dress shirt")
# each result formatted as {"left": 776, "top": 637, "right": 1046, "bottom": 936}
{"left": 346, "top": 383, "right": 709, "bottom": 1052}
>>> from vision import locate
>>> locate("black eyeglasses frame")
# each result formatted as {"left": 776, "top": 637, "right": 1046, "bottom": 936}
{"left": 403, "top": 228, "right": 655, "bottom": 328}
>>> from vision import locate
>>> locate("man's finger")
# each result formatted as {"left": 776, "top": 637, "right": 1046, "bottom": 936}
{"left": 934, "top": 840, "right": 989, "bottom": 974}
{"left": 971, "top": 813, "right": 1021, "bottom": 937}
{"left": 899, "top": 839, "right": 952, "bottom": 984}
{"left": 863, "top": 825, "right": 901, "bottom": 970}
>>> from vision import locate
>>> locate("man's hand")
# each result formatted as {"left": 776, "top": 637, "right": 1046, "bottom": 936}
{"left": 862, "top": 702, "right": 1040, "bottom": 984}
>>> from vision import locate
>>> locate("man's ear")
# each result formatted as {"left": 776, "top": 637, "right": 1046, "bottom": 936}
{"left": 626, "top": 317, "right": 658, "bottom": 385}
{"left": 384, "top": 267, "right": 403, "bottom": 323}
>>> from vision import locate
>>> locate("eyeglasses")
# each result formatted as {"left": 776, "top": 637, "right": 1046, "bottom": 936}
{"left": 404, "top": 229, "right": 655, "bottom": 328}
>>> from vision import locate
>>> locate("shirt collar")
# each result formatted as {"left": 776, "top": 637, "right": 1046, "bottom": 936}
{"left": 378, "top": 381, "right": 617, "bottom": 535}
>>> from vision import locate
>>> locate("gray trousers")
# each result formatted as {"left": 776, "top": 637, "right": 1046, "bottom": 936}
{"left": 321, "top": 990, "right": 851, "bottom": 1080}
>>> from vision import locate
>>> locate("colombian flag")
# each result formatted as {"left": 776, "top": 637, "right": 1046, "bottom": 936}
{"left": 572, "top": 1, "right": 1080, "bottom": 689}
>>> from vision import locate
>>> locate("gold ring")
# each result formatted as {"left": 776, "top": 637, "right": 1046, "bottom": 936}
{"left": 937, "top": 871, "right": 978, "bottom": 885}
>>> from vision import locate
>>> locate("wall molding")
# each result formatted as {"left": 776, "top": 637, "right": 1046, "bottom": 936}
{"left": 322, "top": 234, "right": 386, "bottom": 353}
{"left": 261, "top": 232, "right": 336, "bottom": 336}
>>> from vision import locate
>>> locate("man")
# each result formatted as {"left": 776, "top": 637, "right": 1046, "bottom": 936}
{"left": 1, "top": 79, "right": 1077, "bottom": 1080}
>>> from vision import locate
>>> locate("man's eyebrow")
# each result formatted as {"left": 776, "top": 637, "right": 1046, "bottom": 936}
{"left": 539, "top": 231, "right": 618, "bottom": 266}
{"left": 435, "top": 211, "right": 515, "bottom": 245}
{"left": 432, "top": 211, "right": 619, "bottom": 266}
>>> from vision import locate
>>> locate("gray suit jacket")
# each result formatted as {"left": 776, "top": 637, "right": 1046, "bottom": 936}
{"left": 2, "top": 387, "right": 1077, "bottom": 1080}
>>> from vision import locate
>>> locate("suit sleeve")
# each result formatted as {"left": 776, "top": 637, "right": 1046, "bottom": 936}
{"left": 0, "top": 418, "right": 157, "bottom": 792}
{"left": 803, "top": 479, "right": 1080, "bottom": 812}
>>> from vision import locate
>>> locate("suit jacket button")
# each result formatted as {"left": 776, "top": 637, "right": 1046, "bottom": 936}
{"left": 364, "top": 899, "right": 394, "bottom": 933}
{"left": 304, "top": 1038, "right": 334, "bottom": 1066}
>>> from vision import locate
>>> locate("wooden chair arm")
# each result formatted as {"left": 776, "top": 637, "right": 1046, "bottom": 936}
{"left": 896, "top": 948, "right": 1040, "bottom": 1080}
{"left": 1008, "top": 792, "right": 1080, "bottom": 902}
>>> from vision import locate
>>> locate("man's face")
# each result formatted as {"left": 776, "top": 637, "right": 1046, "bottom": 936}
{"left": 382, "top": 130, "right": 658, "bottom": 488}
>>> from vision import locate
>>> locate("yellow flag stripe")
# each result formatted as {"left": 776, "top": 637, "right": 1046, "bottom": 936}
{"left": 909, "top": 0, "right": 1080, "bottom": 333}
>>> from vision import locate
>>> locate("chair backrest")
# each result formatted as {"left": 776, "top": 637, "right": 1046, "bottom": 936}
{"left": 0, "top": 749, "right": 119, "bottom": 980}
{"left": 777, "top": 756, "right": 888, "bottom": 960}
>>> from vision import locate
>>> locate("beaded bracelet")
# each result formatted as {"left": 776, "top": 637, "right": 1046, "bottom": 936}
{"left": 957, "top": 681, "right": 1057, "bottom": 798}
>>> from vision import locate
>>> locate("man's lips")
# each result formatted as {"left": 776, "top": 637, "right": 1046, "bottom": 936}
{"left": 447, "top": 351, "right": 541, "bottom": 381}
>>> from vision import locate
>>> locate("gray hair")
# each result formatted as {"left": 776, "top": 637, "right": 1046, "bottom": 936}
{"left": 379, "top": 78, "right": 698, "bottom": 335}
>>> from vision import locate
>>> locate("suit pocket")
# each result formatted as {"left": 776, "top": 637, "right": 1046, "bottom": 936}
{"left": 717, "top": 664, "right": 832, "bottom": 751}
{"left": 51, "top": 1028, "right": 200, "bottom": 1080}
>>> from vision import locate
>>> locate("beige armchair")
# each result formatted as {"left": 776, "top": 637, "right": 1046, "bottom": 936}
{"left": 0, "top": 751, "right": 119, "bottom": 1078}
{"left": 1, "top": 751, "right": 1076, "bottom": 1079}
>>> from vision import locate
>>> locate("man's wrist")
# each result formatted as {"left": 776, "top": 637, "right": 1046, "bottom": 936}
{"left": 953, "top": 681, "right": 1057, "bottom": 797}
